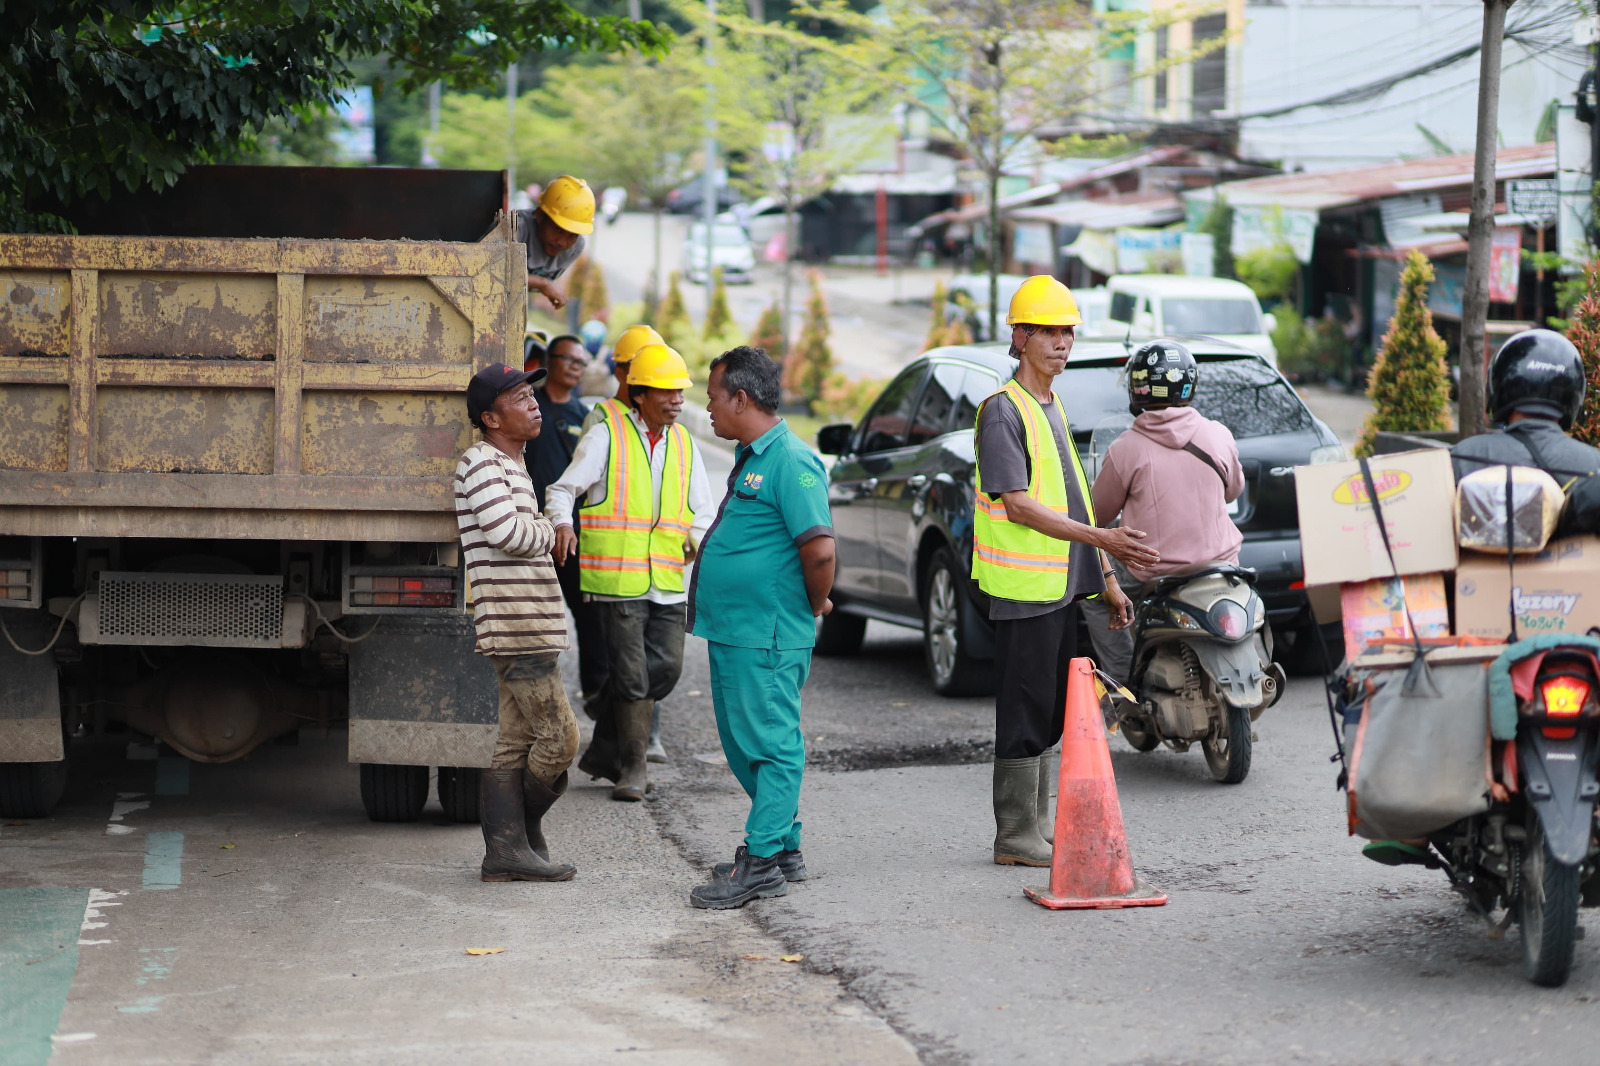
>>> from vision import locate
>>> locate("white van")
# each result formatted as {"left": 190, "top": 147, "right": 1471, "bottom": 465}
{"left": 1101, "top": 275, "right": 1277, "bottom": 365}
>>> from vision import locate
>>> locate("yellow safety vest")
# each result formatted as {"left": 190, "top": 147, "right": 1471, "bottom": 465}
{"left": 579, "top": 414, "right": 696, "bottom": 596}
{"left": 971, "top": 380, "right": 1096, "bottom": 602}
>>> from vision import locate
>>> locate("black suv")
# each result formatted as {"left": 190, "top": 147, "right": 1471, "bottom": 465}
{"left": 814, "top": 339, "right": 1344, "bottom": 695}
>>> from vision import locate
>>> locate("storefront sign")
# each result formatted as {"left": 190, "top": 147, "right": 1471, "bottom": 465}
{"left": 1115, "top": 226, "right": 1183, "bottom": 272}
{"left": 1489, "top": 227, "right": 1521, "bottom": 304}
{"left": 1232, "top": 205, "right": 1318, "bottom": 264}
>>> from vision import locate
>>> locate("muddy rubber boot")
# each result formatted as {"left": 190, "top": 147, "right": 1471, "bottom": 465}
{"left": 611, "top": 699, "right": 653, "bottom": 802}
{"left": 1037, "top": 752, "right": 1056, "bottom": 845}
{"left": 577, "top": 702, "right": 621, "bottom": 784}
{"left": 521, "top": 768, "right": 567, "bottom": 860}
{"left": 689, "top": 846, "right": 788, "bottom": 910}
{"left": 993, "top": 758, "right": 1053, "bottom": 867}
{"left": 479, "top": 769, "right": 575, "bottom": 882}
{"left": 646, "top": 701, "right": 667, "bottom": 764}
{"left": 713, "top": 849, "right": 808, "bottom": 883}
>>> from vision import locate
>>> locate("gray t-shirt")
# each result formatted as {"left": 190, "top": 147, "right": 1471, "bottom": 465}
{"left": 514, "top": 209, "right": 586, "bottom": 280}
{"left": 975, "top": 386, "right": 1105, "bottom": 620}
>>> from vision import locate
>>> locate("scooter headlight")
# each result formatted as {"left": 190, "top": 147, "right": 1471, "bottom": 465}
{"left": 1167, "top": 607, "right": 1203, "bottom": 630}
{"left": 1209, "top": 600, "right": 1250, "bottom": 640}
{"left": 1250, "top": 593, "right": 1266, "bottom": 629}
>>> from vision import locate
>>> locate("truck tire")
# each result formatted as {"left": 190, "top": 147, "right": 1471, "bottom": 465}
{"left": 360, "top": 763, "right": 428, "bottom": 823}
{"left": 436, "top": 767, "right": 481, "bottom": 823}
{"left": 0, "top": 759, "right": 68, "bottom": 819}
{"left": 922, "top": 547, "right": 993, "bottom": 697}
{"left": 815, "top": 611, "right": 867, "bottom": 656}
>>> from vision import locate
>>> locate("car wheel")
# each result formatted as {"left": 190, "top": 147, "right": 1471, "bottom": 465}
{"left": 922, "top": 547, "right": 993, "bottom": 697}
{"left": 815, "top": 611, "right": 867, "bottom": 656}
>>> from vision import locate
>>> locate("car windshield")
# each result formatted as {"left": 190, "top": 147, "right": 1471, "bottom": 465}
{"left": 1054, "top": 357, "right": 1313, "bottom": 439}
{"left": 689, "top": 225, "right": 749, "bottom": 247}
{"left": 1162, "top": 298, "right": 1260, "bottom": 335}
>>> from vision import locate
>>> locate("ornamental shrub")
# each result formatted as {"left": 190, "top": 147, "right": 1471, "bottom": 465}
{"left": 1565, "top": 262, "right": 1600, "bottom": 446}
{"left": 785, "top": 270, "right": 835, "bottom": 406}
{"left": 1355, "top": 250, "right": 1453, "bottom": 456}
{"left": 749, "top": 298, "right": 786, "bottom": 360}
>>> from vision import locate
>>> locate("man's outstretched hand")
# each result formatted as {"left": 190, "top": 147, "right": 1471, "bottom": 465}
{"left": 553, "top": 525, "right": 578, "bottom": 566}
{"left": 1096, "top": 526, "right": 1160, "bottom": 570}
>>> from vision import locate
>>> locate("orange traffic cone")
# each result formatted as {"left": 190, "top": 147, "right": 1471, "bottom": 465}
{"left": 1024, "top": 657, "right": 1167, "bottom": 910}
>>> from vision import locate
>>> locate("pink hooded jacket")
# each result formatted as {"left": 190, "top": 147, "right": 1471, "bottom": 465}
{"left": 1091, "top": 406, "right": 1245, "bottom": 583}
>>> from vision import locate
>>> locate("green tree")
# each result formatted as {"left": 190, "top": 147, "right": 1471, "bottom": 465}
{"left": 656, "top": 270, "right": 693, "bottom": 348}
{"left": 786, "top": 270, "right": 834, "bottom": 405}
{"left": 1201, "top": 196, "right": 1236, "bottom": 280}
{"left": 713, "top": 7, "right": 890, "bottom": 354}
{"left": 749, "top": 298, "right": 787, "bottom": 358}
{"left": 1566, "top": 262, "right": 1600, "bottom": 446}
{"left": 1, "top": 2, "right": 669, "bottom": 232}
{"left": 1356, "top": 250, "right": 1453, "bottom": 456}
{"left": 1235, "top": 243, "right": 1298, "bottom": 307}
{"left": 704, "top": 268, "right": 733, "bottom": 339}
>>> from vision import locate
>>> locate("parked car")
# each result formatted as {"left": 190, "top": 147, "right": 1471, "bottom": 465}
{"left": 814, "top": 339, "right": 1345, "bottom": 695}
{"left": 666, "top": 178, "right": 742, "bottom": 215}
{"left": 1098, "top": 275, "right": 1279, "bottom": 365}
{"left": 683, "top": 221, "right": 757, "bottom": 284}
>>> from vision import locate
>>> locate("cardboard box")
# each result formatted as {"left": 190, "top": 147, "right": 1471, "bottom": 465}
{"left": 1339, "top": 574, "right": 1450, "bottom": 660}
{"left": 1455, "top": 536, "right": 1600, "bottom": 639}
{"left": 1296, "top": 448, "right": 1458, "bottom": 587}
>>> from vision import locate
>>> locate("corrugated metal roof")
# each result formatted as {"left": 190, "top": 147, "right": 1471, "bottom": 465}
{"left": 916, "top": 145, "right": 1193, "bottom": 227}
{"left": 1185, "top": 143, "right": 1555, "bottom": 211}
{"left": 1010, "top": 192, "right": 1184, "bottom": 231}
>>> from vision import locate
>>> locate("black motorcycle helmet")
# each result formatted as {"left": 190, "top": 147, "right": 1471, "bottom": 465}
{"left": 1490, "top": 328, "right": 1586, "bottom": 430}
{"left": 1127, "top": 340, "right": 1198, "bottom": 415}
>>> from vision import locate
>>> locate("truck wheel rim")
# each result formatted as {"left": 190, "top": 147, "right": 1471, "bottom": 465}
{"left": 928, "top": 568, "right": 959, "bottom": 684}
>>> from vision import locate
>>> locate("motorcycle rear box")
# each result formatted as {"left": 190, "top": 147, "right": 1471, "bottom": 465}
{"left": 1455, "top": 536, "right": 1600, "bottom": 639}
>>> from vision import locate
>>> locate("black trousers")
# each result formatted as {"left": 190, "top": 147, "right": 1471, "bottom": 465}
{"left": 554, "top": 551, "right": 609, "bottom": 698}
{"left": 993, "top": 602, "right": 1079, "bottom": 760}
{"left": 588, "top": 599, "right": 686, "bottom": 751}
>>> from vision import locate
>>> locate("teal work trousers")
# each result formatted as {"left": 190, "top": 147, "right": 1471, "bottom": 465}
{"left": 706, "top": 641, "right": 811, "bottom": 858}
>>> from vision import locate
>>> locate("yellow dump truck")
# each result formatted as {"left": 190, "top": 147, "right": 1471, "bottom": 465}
{"left": 0, "top": 166, "right": 526, "bottom": 822}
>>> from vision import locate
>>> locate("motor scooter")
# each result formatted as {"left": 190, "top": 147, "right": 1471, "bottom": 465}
{"left": 1118, "top": 565, "right": 1284, "bottom": 782}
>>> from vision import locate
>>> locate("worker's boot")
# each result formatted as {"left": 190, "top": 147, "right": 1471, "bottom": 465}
{"left": 577, "top": 703, "right": 621, "bottom": 783}
{"left": 521, "top": 768, "right": 567, "bottom": 860}
{"left": 646, "top": 701, "right": 668, "bottom": 764}
{"left": 713, "top": 848, "right": 808, "bottom": 883}
{"left": 993, "top": 758, "right": 1053, "bottom": 867}
{"left": 479, "top": 769, "right": 575, "bottom": 882}
{"left": 689, "top": 846, "right": 788, "bottom": 910}
{"left": 611, "top": 699, "right": 654, "bottom": 802}
{"left": 1037, "top": 752, "right": 1056, "bottom": 846}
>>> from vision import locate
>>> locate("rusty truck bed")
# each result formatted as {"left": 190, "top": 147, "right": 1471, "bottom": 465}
{"left": 0, "top": 226, "right": 522, "bottom": 542}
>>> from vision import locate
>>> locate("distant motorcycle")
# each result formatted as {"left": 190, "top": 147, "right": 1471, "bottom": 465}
{"left": 1118, "top": 565, "right": 1284, "bottom": 783}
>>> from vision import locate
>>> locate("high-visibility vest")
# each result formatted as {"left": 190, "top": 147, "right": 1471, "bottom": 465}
{"left": 971, "top": 380, "right": 1096, "bottom": 602}
{"left": 593, "top": 396, "right": 629, "bottom": 427}
{"left": 579, "top": 413, "right": 696, "bottom": 596}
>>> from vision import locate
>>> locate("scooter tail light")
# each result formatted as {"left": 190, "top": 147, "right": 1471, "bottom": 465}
{"left": 1210, "top": 600, "right": 1249, "bottom": 640}
{"left": 1540, "top": 677, "right": 1589, "bottom": 718}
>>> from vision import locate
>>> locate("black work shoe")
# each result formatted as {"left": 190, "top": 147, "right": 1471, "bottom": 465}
{"left": 713, "top": 848, "right": 808, "bottom": 883}
{"left": 689, "top": 847, "right": 787, "bottom": 909}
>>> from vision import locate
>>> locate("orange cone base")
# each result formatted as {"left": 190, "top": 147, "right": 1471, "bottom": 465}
{"left": 1023, "top": 878, "right": 1168, "bottom": 910}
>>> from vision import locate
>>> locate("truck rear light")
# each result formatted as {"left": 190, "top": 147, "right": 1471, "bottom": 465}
{"left": 346, "top": 569, "right": 461, "bottom": 612}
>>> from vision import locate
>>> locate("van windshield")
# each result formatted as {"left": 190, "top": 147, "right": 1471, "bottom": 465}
{"left": 1163, "top": 298, "right": 1260, "bottom": 335}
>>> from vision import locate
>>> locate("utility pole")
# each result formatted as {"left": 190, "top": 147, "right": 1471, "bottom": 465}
{"left": 505, "top": 61, "right": 519, "bottom": 205}
{"left": 703, "top": 0, "right": 718, "bottom": 294}
{"left": 1459, "top": 0, "right": 1513, "bottom": 438}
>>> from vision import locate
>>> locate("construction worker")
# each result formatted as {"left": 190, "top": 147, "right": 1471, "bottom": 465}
{"left": 687, "top": 347, "right": 835, "bottom": 910}
{"left": 516, "top": 175, "right": 594, "bottom": 310}
{"left": 546, "top": 344, "right": 713, "bottom": 801}
{"left": 582, "top": 324, "right": 664, "bottom": 435}
{"left": 972, "top": 276, "right": 1159, "bottom": 868}
{"left": 455, "top": 363, "right": 577, "bottom": 883}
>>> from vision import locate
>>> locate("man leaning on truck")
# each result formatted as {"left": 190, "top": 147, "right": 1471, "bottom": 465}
{"left": 455, "top": 363, "right": 579, "bottom": 883}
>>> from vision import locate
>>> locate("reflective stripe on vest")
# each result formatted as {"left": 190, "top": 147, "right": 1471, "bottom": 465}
{"left": 594, "top": 396, "right": 629, "bottom": 428}
{"left": 578, "top": 414, "right": 695, "bottom": 596}
{"left": 970, "top": 380, "right": 1096, "bottom": 602}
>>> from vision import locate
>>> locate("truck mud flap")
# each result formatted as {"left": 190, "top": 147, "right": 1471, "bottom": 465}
{"left": 347, "top": 613, "right": 496, "bottom": 768}
{"left": 0, "top": 609, "right": 63, "bottom": 762}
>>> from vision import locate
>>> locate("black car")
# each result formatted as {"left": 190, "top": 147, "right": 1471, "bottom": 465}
{"left": 814, "top": 339, "right": 1345, "bottom": 695}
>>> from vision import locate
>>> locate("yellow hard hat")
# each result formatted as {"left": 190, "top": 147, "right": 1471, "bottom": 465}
{"left": 627, "top": 344, "right": 693, "bottom": 390}
{"left": 611, "top": 324, "right": 665, "bottom": 364}
{"left": 1007, "top": 275, "right": 1082, "bottom": 327}
{"left": 539, "top": 175, "right": 596, "bottom": 235}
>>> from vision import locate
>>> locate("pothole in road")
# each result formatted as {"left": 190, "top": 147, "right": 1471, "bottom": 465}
{"left": 808, "top": 738, "right": 994, "bottom": 773}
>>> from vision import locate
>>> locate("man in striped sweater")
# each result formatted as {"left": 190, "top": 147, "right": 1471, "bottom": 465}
{"left": 456, "top": 363, "right": 578, "bottom": 883}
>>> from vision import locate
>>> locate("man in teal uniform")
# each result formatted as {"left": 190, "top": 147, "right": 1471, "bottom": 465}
{"left": 688, "top": 346, "right": 836, "bottom": 910}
